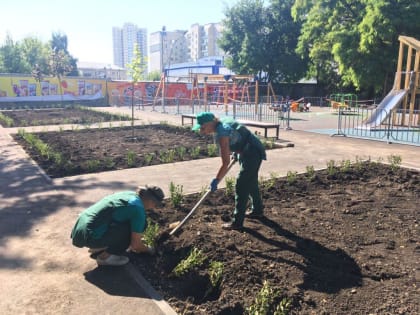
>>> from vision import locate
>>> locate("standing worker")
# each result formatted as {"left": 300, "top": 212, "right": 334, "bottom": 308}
{"left": 71, "top": 185, "right": 164, "bottom": 266}
{"left": 192, "top": 112, "right": 266, "bottom": 230}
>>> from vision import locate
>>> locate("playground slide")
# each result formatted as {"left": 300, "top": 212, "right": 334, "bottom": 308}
{"left": 359, "top": 89, "right": 407, "bottom": 129}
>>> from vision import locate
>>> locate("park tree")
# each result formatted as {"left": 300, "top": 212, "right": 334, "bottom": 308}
{"left": 49, "top": 47, "right": 73, "bottom": 101}
{"left": 20, "top": 37, "right": 50, "bottom": 75}
{"left": 0, "top": 35, "right": 31, "bottom": 73}
{"left": 126, "top": 44, "right": 148, "bottom": 139}
{"left": 219, "top": 0, "right": 305, "bottom": 83}
{"left": 292, "top": 0, "right": 420, "bottom": 97}
{"left": 50, "top": 32, "right": 78, "bottom": 76}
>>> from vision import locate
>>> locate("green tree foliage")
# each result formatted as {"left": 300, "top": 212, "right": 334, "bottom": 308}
{"left": 50, "top": 32, "right": 78, "bottom": 76}
{"left": 146, "top": 70, "right": 162, "bottom": 81}
{"left": 0, "top": 32, "right": 78, "bottom": 76}
{"left": 21, "top": 37, "right": 50, "bottom": 74}
{"left": 127, "top": 43, "right": 147, "bottom": 82}
{"left": 219, "top": 0, "right": 306, "bottom": 83}
{"left": 292, "top": 0, "right": 420, "bottom": 96}
{"left": 0, "top": 35, "right": 30, "bottom": 73}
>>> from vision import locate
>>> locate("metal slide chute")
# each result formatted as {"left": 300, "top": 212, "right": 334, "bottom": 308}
{"left": 359, "top": 89, "right": 408, "bottom": 129}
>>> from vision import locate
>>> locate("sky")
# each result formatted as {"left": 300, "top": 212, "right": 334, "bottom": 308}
{"left": 1, "top": 0, "right": 239, "bottom": 65}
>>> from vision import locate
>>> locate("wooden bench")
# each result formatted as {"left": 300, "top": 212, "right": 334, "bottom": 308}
{"left": 181, "top": 114, "right": 197, "bottom": 126}
{"left": 181, "top": 114, "right": 279, "bottom": 139}
{"left": 237, "top": 119, "right": 279, "bottom": 139}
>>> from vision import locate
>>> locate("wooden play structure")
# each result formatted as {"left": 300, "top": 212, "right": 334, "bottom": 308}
{"left": 328, "top": 93, "right": 358, "bottom": 111}
{"left": 394, "top": 35, "right": 420, "bottom": 126}
{"left": 153, "top": 72, "right": 279, "bottom": 115}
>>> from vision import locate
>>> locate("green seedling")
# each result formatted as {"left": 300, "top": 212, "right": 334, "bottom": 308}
{"left": 326, "top": 160, "right": 336, "bottom": 176}
{"left": 142, "top": 218, "right": 159, "bottom": 247}
{"left": 247, "top": 280, "right": 291, "bottom": 315}
{"left": 207, "top": 143, "right": 218, "bottom": 157}
{"left": 169, "top": 182, "right": 184, "bottom": 208}
{"left": 172, "top": 247, "right": 206, "bottom": 277}
{"left": 190, "top": 146, "right": 201, "bottom": 159}
{"left": 306, "top": 165, "right": 315, "bottom": 181}
{"left": 126, "top": 150, "right": 137, "bottom": 167}
{"left": 225, "top": 176, "right": 236, "bottom": 196}
{"left": 286, "top": 171, "right": 297, "bottom": 184}
{"left": 388, "top": 154, "right": 402, "bottom": 171}
{"left": 208, "top": 260, "right": 224, "bottom": 288}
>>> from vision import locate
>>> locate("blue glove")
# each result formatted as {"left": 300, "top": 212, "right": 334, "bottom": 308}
{"left": 210, "top": 178, "right": 219, "bottom": 192}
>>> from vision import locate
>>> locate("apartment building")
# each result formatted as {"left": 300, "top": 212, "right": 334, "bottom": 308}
{"left": 112, "top": 23, "right": 148, "bottom": 74}
{"left": 148, "top": 22, "right": 225, "bottom": 73}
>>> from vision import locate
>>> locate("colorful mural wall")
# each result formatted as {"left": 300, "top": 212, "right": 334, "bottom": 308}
{"left": 0, "top": 74, "right": 242, "bottom": 106}
{"left": 0, "top": 75, "right": 105, "bottom": 102}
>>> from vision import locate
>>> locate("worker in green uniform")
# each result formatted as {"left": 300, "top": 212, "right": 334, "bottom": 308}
{"left": 71, "top": 185, "right": 164, "bottom": 266}
{"left": 193, "top": 112, "right": 266, "bottom": 230}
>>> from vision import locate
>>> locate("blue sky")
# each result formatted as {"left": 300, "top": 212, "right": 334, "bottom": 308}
{"left": 1, "top": 0, "right": 239, "bottom": 64}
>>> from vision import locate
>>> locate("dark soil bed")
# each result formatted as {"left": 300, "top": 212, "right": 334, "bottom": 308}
{"left": 134, "top": 163, "right": 419, "bottom": 315}
{"left": 0, "top": 107, "right": 129, "bottom": 127}
{"left": 12, "top": 124, "right": 219, "bottom": 178}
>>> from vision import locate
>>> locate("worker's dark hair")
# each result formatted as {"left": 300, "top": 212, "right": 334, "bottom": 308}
{"left": 137, "top": 185, "right": 164, "bottom": 206}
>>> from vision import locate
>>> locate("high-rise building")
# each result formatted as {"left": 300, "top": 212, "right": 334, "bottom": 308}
{"left": 186, "top": 23, "right": 225, "bottom": 61}
{"left": 148, "top": 23, "right": 225, "bottom": 74}
{"left": 149, "top": 28, "right": 188, "bottom": 74}
{"left": 112, "top": 23, "right": 148, "bottom": 74}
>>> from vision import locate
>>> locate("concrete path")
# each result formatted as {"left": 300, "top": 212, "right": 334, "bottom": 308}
{"left": 0, "top": 107, "right": 418, "bottom": 314}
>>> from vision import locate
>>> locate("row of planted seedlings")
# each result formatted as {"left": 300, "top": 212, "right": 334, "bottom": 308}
{"left": 142, "top": 155, "right": 403, "bottom": 315}
{"left": 14, "top": 128, "right": 220, "bottom": 174}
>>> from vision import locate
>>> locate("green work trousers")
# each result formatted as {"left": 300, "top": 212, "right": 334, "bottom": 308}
{"left": 232, "top": 147, "right": 263, "bottom": 226}
{"left": 84, "top": 221, "right": 131, "bottom": 255}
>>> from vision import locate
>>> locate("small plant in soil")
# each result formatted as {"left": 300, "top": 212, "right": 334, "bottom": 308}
{"left": 247, "top": 280, "right": 291, "bottom": 315}
{"left": 126, "top": 150, "right": 136, "bottom": 167}
{"left": 326, "top": 159, "right": 337, "bottom": 176}
{"left": 0, "top": 112, "right": 14, "bottom": 127}
{"left": 207, "top": 143, "right": 218, "bottom": 157}
{"left": 266, "top": 172, "right": 278, "bottom": 189}
{"left": 190, "top": 146, "right": 201, "bottom": 159}
{"left": 208, "top": 260, "right": 224, "bottom": 288}
{"left": 171, "top": 247, "right": 207, "bottom": 277}
{"left": 388, "top": 154, "right": 402, "bottom": 171}
{"left": 339, "top": 159, "right": 352, "bottom": 173}
{"left": 169, "top": 182, "right": 184, "bottom": 208}
{"left": 144, "top": 152, "right": 155, "bottom": 165}
{"left": 85, "top": 159, "right": 101, "bottom": 172}
{"left": 142, "top": 218, "right": 160, "bottom": 247}
{"left": 224, "top": 176, "right": 236, "bottom": 196}
{"left": 305, "top": 165, "right": 316, "bottom": 181}
{"left": 176, "top": 146, "right": 187, "bottom": 160}
{"left": 286, "top": 170, "right": 297, "bottom": 184}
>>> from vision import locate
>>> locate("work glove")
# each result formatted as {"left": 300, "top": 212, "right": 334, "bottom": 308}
{"left": 210, "top": 178, "right": 219, "bottom": 192}
{"left": 231, "top": 152, "right": 238, "bottom": 162}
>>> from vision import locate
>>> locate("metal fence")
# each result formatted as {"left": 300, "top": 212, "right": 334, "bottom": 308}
{"left": 333, "top": 107, "right": 420, "bottom": 145}
{"left": 139, "top": 98, "right": 293, "bottom": 129}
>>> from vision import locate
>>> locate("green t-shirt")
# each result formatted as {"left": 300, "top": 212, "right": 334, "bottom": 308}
{"left": 72, "top": 191, "right": 146, "bottom": 241}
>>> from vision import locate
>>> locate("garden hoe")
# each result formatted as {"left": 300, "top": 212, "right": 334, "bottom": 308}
{"left": 168, "top": 159, "right": 236, "bottom": 237}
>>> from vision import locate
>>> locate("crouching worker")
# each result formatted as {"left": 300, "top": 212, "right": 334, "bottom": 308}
{"left": 71, "top": 185, "right": 164, "bottom": 266}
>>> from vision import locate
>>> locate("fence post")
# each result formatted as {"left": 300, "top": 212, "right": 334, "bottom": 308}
{"left": 285, "top": 102, "right": 292, "bottom": 130}
{"left": 331, "top": 107, "right": 346, "bottom": 137}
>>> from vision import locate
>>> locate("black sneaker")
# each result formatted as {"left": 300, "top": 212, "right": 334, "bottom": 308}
{"left": 221, "top": 222, "right": 243, "bottom": 231}
{"left": 245, "top": 211, "right": 264, "bottom": 219}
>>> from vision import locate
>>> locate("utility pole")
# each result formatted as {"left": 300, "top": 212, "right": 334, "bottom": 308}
{"left": 161, "top": 26, "right": 166, "bottom": 109}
